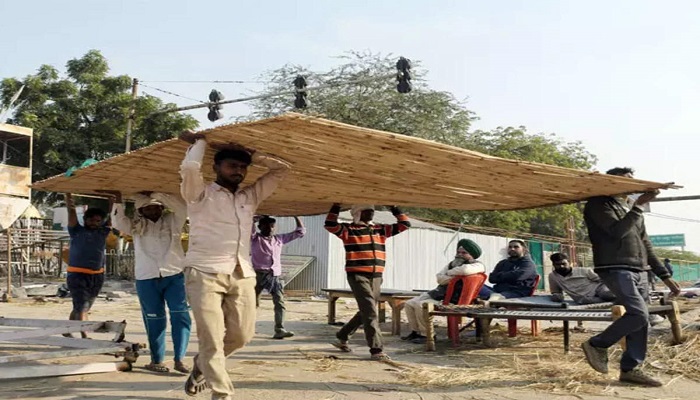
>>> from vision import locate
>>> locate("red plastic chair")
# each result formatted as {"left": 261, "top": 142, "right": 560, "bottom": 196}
{"left": 507, "top": 274, "right": 541, "bottom": 337}
{"left": 444, "top": 273, "right": 487, "bottom": 346}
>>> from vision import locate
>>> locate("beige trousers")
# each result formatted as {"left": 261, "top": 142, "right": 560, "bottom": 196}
{"left": 404, "top": 293, "right": 440, "bottom": 335}
{"left": 185, "top": 267, "right": 256, "bottom": 398}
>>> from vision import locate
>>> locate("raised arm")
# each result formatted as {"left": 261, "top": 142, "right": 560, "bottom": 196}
{"left": 110, "top": 192, "right": 134, "bottom": 236}
{"left": 250, "top": 152, "right": 291, "bottom": 205}
{"left": 179, "top": 131, "right": 208, "bottom": 204}
{"left": 65, "top": 193, "right": 78, "bottom": 228}
{"left": 278, "top": 216, "right": 306, "bottom": 244}
{"left": 324, "top": 203, "right": 348, "bottom": 240}
{"left": 584, "top": 197, "right": 646, "bottom": 240}
{"left": 382, "top": 206, "right": 411, "bottom": 237}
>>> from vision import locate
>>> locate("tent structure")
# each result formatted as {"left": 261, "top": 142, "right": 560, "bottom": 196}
{"left": 32, "top": 113, "right": 678, "bottom": 216}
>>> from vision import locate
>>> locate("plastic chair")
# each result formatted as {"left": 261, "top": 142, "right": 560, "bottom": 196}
{"left": 507, "top": 274, "right": 541, "bottom": 337}
{"left": 444, "top": 273, "right": 487, "bottom": 346}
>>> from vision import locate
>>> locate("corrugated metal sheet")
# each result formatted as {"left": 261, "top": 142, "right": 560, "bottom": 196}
{"left": 269, "top": 215, "right": 330, "bottom": 292}
{"left": 270, "top": 212, "right": 530, "bottom": 294}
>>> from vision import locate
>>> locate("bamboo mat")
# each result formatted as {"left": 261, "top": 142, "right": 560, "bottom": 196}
{"left": 31, "top": 113, "right": 678, "bottom": 216}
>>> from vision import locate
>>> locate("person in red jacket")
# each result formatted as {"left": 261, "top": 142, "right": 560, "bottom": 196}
{"left": 324, "top": 204, "right": 410, "bottom": 361}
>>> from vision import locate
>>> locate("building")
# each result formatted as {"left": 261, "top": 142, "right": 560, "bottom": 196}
{"left": 272, "top": 211, "right": 538, "bottom": 293}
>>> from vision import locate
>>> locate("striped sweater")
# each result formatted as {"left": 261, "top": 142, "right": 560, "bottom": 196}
{"left": 324, "top": 205, "right": 411, "bottom": 274}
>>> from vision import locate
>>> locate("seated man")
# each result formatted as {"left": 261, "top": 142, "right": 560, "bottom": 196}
{"left": 479, "top": 239, "right": 538, "bottom": 300}
{"left": 548, "top": 252, "right": 615, "bottom": 304}
{"left": 402, "top": 239, "right": 485, "bottom": 344}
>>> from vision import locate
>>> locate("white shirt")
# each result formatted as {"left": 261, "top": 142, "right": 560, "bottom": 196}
{"left": 436, "top": 260, "right": 486, "bottom": 285}
{"left": 179, "top": 139, "right": 290, "bottom": 277}
{"left": 111, "top": 193, "right": 187, "bottom": 280}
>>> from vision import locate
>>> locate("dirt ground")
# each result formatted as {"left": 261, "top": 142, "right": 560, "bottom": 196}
{"left": 2, "top": 280, "right": 700, "bottom": 400}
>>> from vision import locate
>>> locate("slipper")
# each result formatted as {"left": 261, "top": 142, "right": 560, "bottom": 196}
{"left": 144, "top": 363, "right": 170, "bottom": 373}
{"left": 174, "top": 361, "right": 191, "bottom": 374}
{"left": 184, "top": 356, "right": 209, "bottom": 397}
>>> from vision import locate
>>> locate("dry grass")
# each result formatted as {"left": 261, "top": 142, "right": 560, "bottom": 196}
{"left": 393, "top": 325, "right": 700, "bottom": 395}
{"left": 297, "top": 348, "right": 342, "bottom": 372}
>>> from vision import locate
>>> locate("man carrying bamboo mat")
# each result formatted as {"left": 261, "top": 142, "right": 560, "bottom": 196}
{"left": 178, "top": 130, "right": 291, "bottom": 400}
{"left": 63, "top": 193, "right": 113, "bottom": 338}
{"left": 110, "top": 191, "right": 192, "bottom": 374}
{"left": 581, "top": 167, "right": 681, "bottom": 387}
{"left": 324, "top": 204, "right": 411, "bottom": 361}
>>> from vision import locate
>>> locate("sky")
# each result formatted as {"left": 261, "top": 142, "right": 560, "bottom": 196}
{"left": 2, "top": 0, "right": 699, "bottom": 251}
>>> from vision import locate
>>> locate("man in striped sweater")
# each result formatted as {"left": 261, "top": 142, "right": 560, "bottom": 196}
{"left": 324, "top": 203, "right": 411, "bottom": 361}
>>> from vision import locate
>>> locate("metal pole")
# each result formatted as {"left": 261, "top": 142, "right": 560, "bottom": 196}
{"left": 125, "top": 78, "right": 139, "bottom": 153}
{"left": 651, "top": 195, "right": 700, "bottom": 202}
{"left": 149, "top": 73, "right": 397, "bottom": 116}
{"left": 5, "top": 228, "right": 11, "bottom": 301}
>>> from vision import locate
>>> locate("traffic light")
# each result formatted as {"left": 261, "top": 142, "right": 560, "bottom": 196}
{"left": 396, "top": 57, "right": 412, "bottom": 94}
{"left": 293, "top": 75, "right": 309, "bottom": 109}
{"left": 207, "top": 89, "right": 225, "bottom": 122}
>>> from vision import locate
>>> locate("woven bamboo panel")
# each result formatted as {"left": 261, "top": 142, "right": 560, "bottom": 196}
{"left": 32, "top": 113, "right": 677, "bottom": 216}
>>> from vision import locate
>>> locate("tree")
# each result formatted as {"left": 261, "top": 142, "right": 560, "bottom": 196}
{"left": 0, "top": 50, "right": 198, "bottom": 204}
{"left": 249, "top": 51, "right": 597, "bottom": 238}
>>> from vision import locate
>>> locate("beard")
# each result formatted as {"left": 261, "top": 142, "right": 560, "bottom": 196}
{"left": 449, "top": 257, "right": 466, "bottom": 269}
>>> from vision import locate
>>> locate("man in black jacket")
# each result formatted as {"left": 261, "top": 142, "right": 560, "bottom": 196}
{"left": 478, "top": 239, "right": 539, "bottom": 300}
{"left": 581, "top": 167, "right": 681, "bottom": 387}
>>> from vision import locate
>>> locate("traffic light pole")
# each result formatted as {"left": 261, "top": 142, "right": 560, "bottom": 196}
{"left": 148, "top": 73, "right": 396, "bottom": 116}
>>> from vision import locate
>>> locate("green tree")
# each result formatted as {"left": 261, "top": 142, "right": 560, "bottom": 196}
{"left": 250, "top": 51, "right": 597, "bottom": 238}
{"left": 1, "top": 50, "right": 198, "bottom": 203}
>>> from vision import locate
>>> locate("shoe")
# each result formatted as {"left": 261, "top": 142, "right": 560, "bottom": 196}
{"left": 581, "top": 340, "right": 609, "bottom": 374}
{"left": 401, "top": 330, "right": 420, "bottom": 341}
{"left": 370, "top": 352, "right": 391, "bottom": 361}
{"left": 331, "top": 340, "right": 352, "bottom": 352}
{"left": 273, "top": 330, "right": 295, "bottom": 339}
{"left": 410, "top": 335, "right": 427, "bottom": 344}
{"left": 649, "top": 314, "right": 665, "bottom": 327}
{"left": 619, "top": 368, "right": 663, "bottom": 387}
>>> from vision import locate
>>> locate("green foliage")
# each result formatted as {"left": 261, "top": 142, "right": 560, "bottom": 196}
{"left": 1, "top": 50, "right": 198, "bottom": 204}
{"left": 654, "top": 248, "right": 700, "bottom": 263}
{"left": 250, "top": 51, "right": 597, "bottom": 238}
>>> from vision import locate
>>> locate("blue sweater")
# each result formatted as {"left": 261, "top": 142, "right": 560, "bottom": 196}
{"left": 489, "top": 255, "right": 539, "bottom": 297}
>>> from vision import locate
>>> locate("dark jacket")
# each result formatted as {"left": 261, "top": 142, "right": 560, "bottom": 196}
{"left": 489, "top": 255, "right": 538, "bottom": 297}
{"left": 583, "top": 196, "right": 670, "bottom": 279}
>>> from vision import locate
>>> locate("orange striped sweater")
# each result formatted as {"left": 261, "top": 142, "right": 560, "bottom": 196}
{"left": 324, "top": 205, "right": 411, "bottom": 274}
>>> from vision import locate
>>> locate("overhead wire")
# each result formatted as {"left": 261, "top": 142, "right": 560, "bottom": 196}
{"left": 138, "top": 82, "right": 207, "bottom": 104}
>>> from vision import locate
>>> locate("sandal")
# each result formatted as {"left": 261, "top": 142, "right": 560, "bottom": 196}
{"left": 174, "top": 360, "right": 191, "bottom": 374}
{"left": 144, "top": 362, "right": 170, "bottom": 373}
{"left": 184, "top": 356, "right": 209, "bottom": 397}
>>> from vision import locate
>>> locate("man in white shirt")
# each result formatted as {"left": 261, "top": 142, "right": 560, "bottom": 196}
{"left": 111, "top": 191, "right": 191, "bottom": 374}
{"left": 178, "top": 130, "right": 290, "bottom": 400}
{"left": 548, "top": 252, "right": 615, "bottom": 305}
{"left": 402, "top": 239, "right": 485, "bottom": 344}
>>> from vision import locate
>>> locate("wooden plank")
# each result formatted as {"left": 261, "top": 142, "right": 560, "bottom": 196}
{"left": 0, "top": 344, "right": 129, "bottom": 363}
{"left": 0, "top": 361, "right": 130, "bottom": 380}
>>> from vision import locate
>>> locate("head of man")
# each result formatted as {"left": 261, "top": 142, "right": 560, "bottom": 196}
{"left": 456, "top": 238, "right": 482, "bottom": 262}
{"left": 136, "top": 197, "right": 164, "bottom": 222}
{"left": 83, "top": 208, "right": 107, "bottom": 230}
{"left": 350, "top": 205, "right": 374, "bottom": 224}
{"left": 258, "top": 216, "right": 276, "bottom": 237}
{"left": 606, "top": 166, "right": 635, "bottom": 178}
{"left": 550, "top": 252, "right": 571, "bottom": 276}
{"left": 507, "top": 239, "right": 526, "bottom": 258}
{"left": 213, "top": 148, "right": 252, "bottom": 189}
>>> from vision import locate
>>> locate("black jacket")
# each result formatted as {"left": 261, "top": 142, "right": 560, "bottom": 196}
{"left": 583, "top": 196, "right": 670, "bottom": 279}
{"left": 488, "top": 255, "right": 538, "bottom": 297}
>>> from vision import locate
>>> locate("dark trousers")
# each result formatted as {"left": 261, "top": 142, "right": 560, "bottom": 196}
{"left": 337, "top": 273, "right": 383, "bottom": 354}
{"left": 589, "top": 269, "right": 649, "bottom": 372}
{"left": 255, "top": 271, "right": 287, "bottom": 332}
